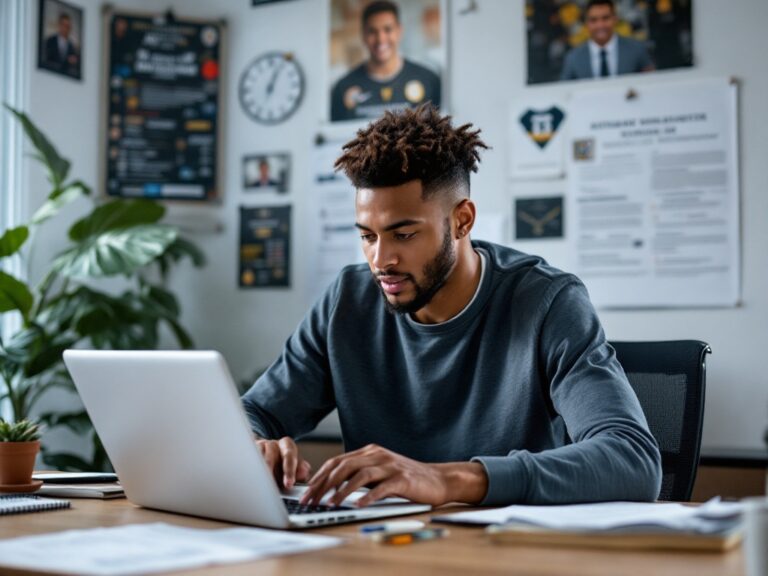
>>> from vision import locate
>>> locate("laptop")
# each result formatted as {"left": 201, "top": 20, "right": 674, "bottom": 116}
{"left": 62, "top": 349, "right": 431, "bottom": 529}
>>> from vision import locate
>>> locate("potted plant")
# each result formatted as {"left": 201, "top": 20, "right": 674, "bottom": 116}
{"left": 0, "top": 418, "right": 43, "bottom": 492}
{"left": 0, "top": 106, "right": 205, "bottom": 471}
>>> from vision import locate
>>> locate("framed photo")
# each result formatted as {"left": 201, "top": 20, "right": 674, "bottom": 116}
{"left": 243, "top": 153, "right": 290, "bottom": 194}
{"left": 37, "top": 0, "right": 83, "bottom": 80}
{"left": 527, "top": 0, "right": 693, "bottom": 85}
{"left": 328, "top": 0, "right": 445, "bottom": 123}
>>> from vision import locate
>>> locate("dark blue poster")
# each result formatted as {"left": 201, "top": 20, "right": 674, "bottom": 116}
{"left": 239, "top": 206, "right": 291, "bottom": 288}
{"left": 105, "top": 10, "right": 223, "bottom": 201}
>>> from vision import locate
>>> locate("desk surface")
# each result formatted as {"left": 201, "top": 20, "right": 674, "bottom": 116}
{"left": 0, "top": 499, "right": 746, "bottom": 576}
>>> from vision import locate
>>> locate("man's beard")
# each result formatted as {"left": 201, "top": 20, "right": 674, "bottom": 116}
{"left": 375, "top": 220, "right": 456, "bottom": 316}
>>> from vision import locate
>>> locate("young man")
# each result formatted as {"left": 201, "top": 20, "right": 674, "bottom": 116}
{"left": 242, "top": 105, "right": 661, "bottom": 508}
{"left": 330, "top": 1, "right": 441, "bottom": 122}
{"left": 560, "top": 0, "right": 654, "bottom": 81}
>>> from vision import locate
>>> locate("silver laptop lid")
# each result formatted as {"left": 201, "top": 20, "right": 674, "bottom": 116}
{"left": 63, "top": 349, "right": 292, "bottom": 528}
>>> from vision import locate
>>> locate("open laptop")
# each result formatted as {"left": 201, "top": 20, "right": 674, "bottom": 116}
{"left": 62, "top": 350, "right": 431, "bottom": 529}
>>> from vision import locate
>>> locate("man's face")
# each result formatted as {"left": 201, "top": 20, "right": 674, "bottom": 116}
{"left": 355, "top": 180, "right": 457, "bottom": 315}
{"left": 362, "top": 11, "right": 402, "bottom": 66}
{"left": 58, "top": 16, "right": 71, "bottom": 38}
{"left": 585, "top": 4, "right": 616, "bottom": 46}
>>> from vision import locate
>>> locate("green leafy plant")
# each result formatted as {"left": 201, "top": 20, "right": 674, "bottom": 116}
{"left": 0, "top": 105, "right": 205, "bottom": 470}
{"left": 0, "top": 418, "right": 42, "bottom": 443}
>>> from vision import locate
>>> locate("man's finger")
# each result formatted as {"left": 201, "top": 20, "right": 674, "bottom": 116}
{"left": 356, "top": 478, "right": 402, "bottom": 507}
{"left": 329, "top": 466, "right": 387, "bottom": 506}
{"left": 278, "top": 437, "right": 298, "bottom": 488}
{"left": 305, "top": 455, "right": 374, "bottom": 506}
{"left": 296, "top": 460, "right": 312, "bottom": 482}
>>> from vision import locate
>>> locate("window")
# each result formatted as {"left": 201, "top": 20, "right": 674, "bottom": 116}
{"left": 0, "top": 0, "right": 29, "bottom": 341}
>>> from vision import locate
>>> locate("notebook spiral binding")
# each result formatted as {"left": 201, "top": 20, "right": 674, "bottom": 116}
{"left": 0, "top": 494, "right": 71, "bottom": 516}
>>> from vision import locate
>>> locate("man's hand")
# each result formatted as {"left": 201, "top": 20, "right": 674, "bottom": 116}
{"left": 299, "top": 444, "right": 488, "bottom": 507}
{"left": 254, "top": 436, "right": 312, "bottom": 489}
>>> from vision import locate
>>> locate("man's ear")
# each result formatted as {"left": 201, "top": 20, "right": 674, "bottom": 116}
{"left": 453, "top": 199, "right": 476, "bottom": 239}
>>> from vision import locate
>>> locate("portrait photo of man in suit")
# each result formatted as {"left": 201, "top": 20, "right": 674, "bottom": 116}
{"left": 37, "top": 0, "right": 83, "bottom": 80}
{"left": 525, "top": 0, "right": 692, "bottom": 85}
{"left": 560, "top": 0, "right": 654, "bottom": 80}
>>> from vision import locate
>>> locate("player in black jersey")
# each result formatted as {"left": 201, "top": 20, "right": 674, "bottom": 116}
{"left": 331, "top": 1, "right": 441, "bottom": 122}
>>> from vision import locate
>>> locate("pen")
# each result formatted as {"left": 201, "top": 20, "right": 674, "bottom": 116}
{"left": 360, "top": 520, "right": 426, "bottom": 533}
{"left": 371, "top": 528, "right": 449, "bottom": 545}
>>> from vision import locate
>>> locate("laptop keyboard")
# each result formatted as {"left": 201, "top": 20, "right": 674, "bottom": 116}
{"left": 282, "top": 498, "right": 353, "bottom": 515}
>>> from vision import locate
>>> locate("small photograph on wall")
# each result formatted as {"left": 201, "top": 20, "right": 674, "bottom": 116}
{"left": 329, "top": 0, "right": 445, "bottom": 123}
{"left": 243, "top": 153, "right": 290, "bottom": 194}
{"left": 527, "top": 0, "right": 693, "bottom": 85}
{"left": 37, "top": 0, "right": 83, "bottom": 80}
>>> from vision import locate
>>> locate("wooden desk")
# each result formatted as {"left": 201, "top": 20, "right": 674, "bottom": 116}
{"left": 0, "top": 499, "right": 746, "bottom": 576}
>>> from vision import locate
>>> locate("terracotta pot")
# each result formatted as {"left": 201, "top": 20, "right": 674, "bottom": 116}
{"left": 0, "top": 440, "right": 40, "bottom": 486}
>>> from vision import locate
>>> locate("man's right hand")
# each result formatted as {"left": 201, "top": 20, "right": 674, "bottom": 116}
{"left": 254, "top": 436, "right": 312, "bottom": 489}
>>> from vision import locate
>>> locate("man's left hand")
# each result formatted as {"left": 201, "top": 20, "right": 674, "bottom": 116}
{"left": 298, "top": 444, "right": 488, "bottom": 508}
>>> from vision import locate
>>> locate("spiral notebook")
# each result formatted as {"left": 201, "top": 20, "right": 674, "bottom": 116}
{"left": 0, "top": 495, "right": 71, "bottom": 516}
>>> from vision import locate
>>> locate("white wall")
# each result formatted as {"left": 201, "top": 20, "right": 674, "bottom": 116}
{"left": 21, "top": 0, "right": 768, "bottom": 452}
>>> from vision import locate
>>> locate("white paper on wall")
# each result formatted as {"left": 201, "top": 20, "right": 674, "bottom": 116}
{"left": 567, "top": 78, "right": 740, "bottom": 308}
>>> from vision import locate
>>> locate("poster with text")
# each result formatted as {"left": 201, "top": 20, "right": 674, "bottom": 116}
{"left": 567, "top": 78, "right": 739, "bottom": 308}
{"left": 306, "top": 139, "right": 365, "bottom": 304}
{"left": 239, "top": 205, "right": 291, "bottom": 288}
{"left": 104, "top": 9, "right": 223, "bottom": 201}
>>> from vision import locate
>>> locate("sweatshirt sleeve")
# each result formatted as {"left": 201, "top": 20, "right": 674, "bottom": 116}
{"left": 240, "top": 279, "right": 339, "bottom": 440}
{"left": 473, "top": 280, "right": 662, "bottom": 505}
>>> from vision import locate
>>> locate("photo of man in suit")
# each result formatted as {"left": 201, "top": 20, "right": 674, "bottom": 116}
{"left": 560, "top": 0, "right": 654, "bottom": 80}
{"left": 38, "top": 0, "right": 82, "bottom": 80}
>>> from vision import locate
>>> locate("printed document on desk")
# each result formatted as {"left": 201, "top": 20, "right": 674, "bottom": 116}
{"left": 0, "top": 522, "right": 343, "bottom": 576}
{"left": 432, "top": 498, "right": 742, "bottom": 533}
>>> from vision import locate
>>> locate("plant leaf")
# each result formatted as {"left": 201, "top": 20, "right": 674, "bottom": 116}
{"left": 40, "top": 451, "right": 95, "bottom": 472}
{"left": 0, "top": 270, "right": 34, "bottom": 319}
{"left": 54, "top": 225, "right": 178, "bottom": 278}
{"left": 4, "top": 105, "right": 71, "bottom": 187}
{"left": 38, "top": 410, "right": 92, "bottom": 435}
{"left": 0, "top": 226, "right": 29, "bottom": 258}
{"left": 31, "top": 181, "right": 91, "bottom": 225}
{"left": 68, "top": 199, "right": 165, "bottom": 241}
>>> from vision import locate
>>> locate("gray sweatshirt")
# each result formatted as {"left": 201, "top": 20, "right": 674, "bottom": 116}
{"left": 242, "top": 241, "right": 662, "bottom": 505}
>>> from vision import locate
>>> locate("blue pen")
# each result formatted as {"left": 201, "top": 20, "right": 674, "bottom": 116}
{"left": 361, "top": 520, "right": 426, "bottom": 533}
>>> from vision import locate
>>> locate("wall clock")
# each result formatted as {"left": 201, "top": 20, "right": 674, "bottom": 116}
{"left": 239, "top": 52, "right": 304, "bottom": 124}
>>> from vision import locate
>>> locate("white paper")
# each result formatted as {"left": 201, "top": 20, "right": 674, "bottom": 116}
{"left": 307, "top": 139, "right": 365, "bottom": 306}
{"left": 0, "top": 522, "right": 342, "bottom": 576}
{"left": 433, "top": 499, "right": 742, "bottom": 534}
{"left": 509, "top": 99, "right": 567, "bottom": 180}
{"left": 567, "top": 78, "right": 740, "bottom": 308}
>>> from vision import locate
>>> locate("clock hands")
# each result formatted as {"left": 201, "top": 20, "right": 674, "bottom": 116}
{"left": 266, "top": 60, "right": 286, "bottom": 97}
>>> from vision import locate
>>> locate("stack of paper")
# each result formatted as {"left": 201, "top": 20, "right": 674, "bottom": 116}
{"left": 0, "top": 522, "right": 343, "bottom": 575}
{"left": 433, "top": 499, "right": 743, "bottom": 551}
{"left": 37, "top": 483, "right": 125, "bottom": 500}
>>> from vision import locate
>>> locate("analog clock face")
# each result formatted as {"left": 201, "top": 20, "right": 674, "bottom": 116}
{"left": 239, "top": 52, "right": 304, "bottom": 124}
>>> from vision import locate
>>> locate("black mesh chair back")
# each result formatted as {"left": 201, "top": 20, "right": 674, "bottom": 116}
{"left": 610, "top": 340, "right": 711, "bottom": 502}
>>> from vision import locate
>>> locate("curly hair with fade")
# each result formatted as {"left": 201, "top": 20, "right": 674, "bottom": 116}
{"left": 334, "top": 104, "right": 489, "bottom": 200}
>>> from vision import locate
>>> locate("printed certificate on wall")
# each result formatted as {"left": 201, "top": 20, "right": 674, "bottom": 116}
{"left": 567, "top": 78, "right": 739, "bottom": 308}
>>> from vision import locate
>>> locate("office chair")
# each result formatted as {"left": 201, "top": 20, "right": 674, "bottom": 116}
{"left": 610, "top": 340, "right": 711, "bottom": 502}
